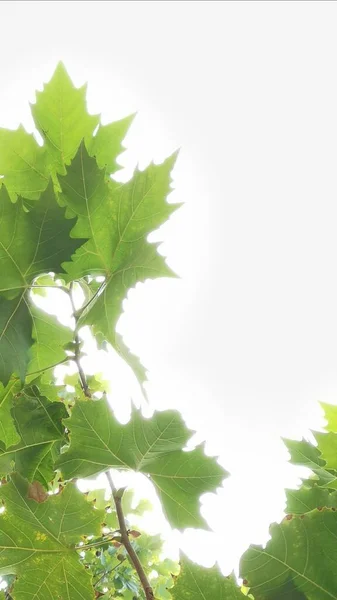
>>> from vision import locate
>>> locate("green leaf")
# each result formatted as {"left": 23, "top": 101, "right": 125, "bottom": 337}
{"left": 31, "top": 62, "right": 100, "bottom": 176}
{"left": 56, "top": 398, "right": 227, "bottom": 529}
{"left": 285, "top": 484, "right": 337, "bottom": 514}
{"left": 0, "top": 473, "right": 103, "bottom": 600}
{"left": 283, "top": 437, "right": 336, "bottom": 486}
{"left": 0, "top": 384, "right": 67, "bottom": 482}
{"left": 0, "top": 295, "right": 33, "bottom": 386}
{"left": 87, "top": 114, "right": 135, "bottom": 175}
{"left": 27, "top": 303, "right": 73, "bottom": 378}
{"left": 240, "top": 508, "right": 337, "bottom": 599}
{"left": 320, "top": 402, "right": 337, "bottom": 432}
{"left": 0, "top": 379, "right": 21, "bottom": 448}
{"left": 314, "top": 431, "right": 337, "bottom": 470}
{"left": 171, "top": 554, "right": 245, "bottom": 599}
{"left": 0, "top": 125, "right": 48, "bottom": 200}
{"left": 283, "top": 438, "right": 325, "bottom": 470}
{"left": 0, "top": 181, "right": 86, "bottom": 385}
{"left": 59, "top": 144, "right": 179, "bottom": 386}
{"left": 0, "top": 183, "right": 85, "bottom": 298}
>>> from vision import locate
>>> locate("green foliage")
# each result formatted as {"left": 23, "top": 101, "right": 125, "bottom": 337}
{"left": 80, "top": 487, "right": 179, "bottom": 599}
{"left": 0, "top": 64, "right": 236, "bottom": 599}
{"left": 240, "top": 508, "right": 337, "bottom": 599}
{"left": 171, "top": 554, "right": 245, "bottom": 599}
{"left": 7, "top": 59, "right": 337, "bottom": 600}
{"left": 56, "top": 397, "right": 226, "bottom": 530}
{"left": 239, "top": 420, "right": 337, "bottom": 598}
{"left": 0, "top": 474, "right": 103, "bottom": 600}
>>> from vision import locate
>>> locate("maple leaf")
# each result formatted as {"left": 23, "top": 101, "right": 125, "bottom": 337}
{"left": 31, "top": 61, "right": 100, "bottom": 176}
{"left": 26, "top": 303, "right": 73, "bottom": 379}
{"left": 0, "top": 125, "right": 48, "bottom": 200}
{"left": 0, "top": 473, "right": 103, "bottom": 600}
{"left": 56, "top": 398, "right": 227, "bottom": 530}
{"left": 0, "top": 384, "right": 67, "bottom": 485}
{"left": 285, "top": 484, "right": 337, "bottom": 514}
{"left": 171, "top": 554, "right": 245, "bottom": 599}
{"left": 0, "top": 379, "right": 21, "bottom": 449}
{"left": 86, "top": 113, "right": 135, "bottom": 175}
{"left": 240, "top": 508, "right": 337, "bottom": 599}
{"left": 0, "top": 182, "right": 86, "bottom": 385}
{"left": 0, "top": 295, "right": 33, "bottom": 386}
{"left": 283, "top": 437, "right": 337, "bottom": 487}
{"left": 59, "top": 143, "right": 179, "bottom": 387}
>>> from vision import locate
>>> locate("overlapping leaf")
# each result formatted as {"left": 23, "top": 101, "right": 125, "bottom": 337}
{"left": 283, "top": 437, "right": 337, "bottom": 487}
{"left": 240, "top": 508, "right": 337, "bottom": 599}
{"left": 0, "top": 379, "right": 21, "bottom": 449}
{"left": 56, "top": 398, "right": 227, "bottom": 529}
{"left": 0, "top": 385, "right": 67, "bottom": 484}
{"left": 26, "top": 303, "right": 73, "bottom": 378}
{"left": 320, "top": 402, "right": 337, "bottom": 433}
{"left": 86, "top": 113, "right": 135, "bottom": 175}
{"left": 171, "top": 554, "right": 245, "bottom": 599}
{"left": 31, "top": 62, "right": 100, "bottom": 175}
{"left": 0, "top": 295, "right": 33, "bottom": 385}
{"left": 0, "top": 63, "right": 133, "bottom": 200}
{"left": 285, "top": 484, "right": 337, "bottom": 514}
{"left": 0, "top": 125, "right": 48, "bottom": 200}
{"left": 0, "top": 183, "right": 83, "bottom": 297}
{"left": 0, "top": 182, "right": 85, "bottom": 384}
{"left": 58, "top": 144, "right": 179, "bottom": 386}
{"left": 0, "top": 473, "right": 103, "bottom": 600}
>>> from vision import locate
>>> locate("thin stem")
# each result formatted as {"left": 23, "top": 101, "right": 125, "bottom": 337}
{"left": 68, "top": 283, "right": 91, "bottom": 398}
{"left": 76, "top": 280, "right": 105, "bottom": 316}
{"left": 105, "top": 471, "right": 154, "bottom": 600}
{"left": 94, "top": 560, "right": 125, "bottom": 588}
{"left": 31, "top": 285, "right": 69, "bottom": 293}
{"left": 13, "top": 356, "right": 72, "bottom": 381}
{"left": 77, "top": 534, "right": 120, "bottom": 551}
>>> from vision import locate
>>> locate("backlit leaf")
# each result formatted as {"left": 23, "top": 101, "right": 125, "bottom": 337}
{"left": 240, "top": 508, "right": 337, "bottom": 599}
{"left": 0, "top": 384, "right": 67, "bottom": 483}
{"left": 172, "top": 554, "right": 245, "bottom": 599}
{"left": 0, "top": 473, "right": 103, "bottom": 600}
{"left": 0, "top": 379, "right": 21, "bottom": 448}
{"left": 31, "top": 61, "right": 99, "bottom": 175}
{"left": 56, "top": 398, "right": 227, "bottom": 529}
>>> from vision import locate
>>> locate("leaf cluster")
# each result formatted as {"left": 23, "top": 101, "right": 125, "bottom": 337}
{"left": 0, "top": 64, "right": 235, "bottom": 599}
{"left": 3, "top": 60, "right": 337, "bottom": 600}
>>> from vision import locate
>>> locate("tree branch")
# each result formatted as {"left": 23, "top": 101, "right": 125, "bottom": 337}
{"left": 105, "top": 471, "right": 155, "bottom": 600}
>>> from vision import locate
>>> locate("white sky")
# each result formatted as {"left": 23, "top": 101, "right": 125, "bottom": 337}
{"left": 1, "top": 0, "right": 337, "bottom": 575}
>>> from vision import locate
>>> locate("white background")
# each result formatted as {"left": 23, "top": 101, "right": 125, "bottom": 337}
{"left": 1, "top": 0, "right": 337, "bottom": 574}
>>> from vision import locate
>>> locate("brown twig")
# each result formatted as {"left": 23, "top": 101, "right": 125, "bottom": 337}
{"left": 105, "top": 471, "right": 154, "bottom": 600}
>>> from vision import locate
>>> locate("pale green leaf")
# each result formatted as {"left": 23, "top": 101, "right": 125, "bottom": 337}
{"left": 59, "top": 144, "right": 179, "bottom": 386}
{"left": 87, "top": 114, "right": 135, "bottom": 175}
{"left": 0, "top": 183, "right": 85, "bottom": 298}
{"left": 0, "top": 384, "right": 67, "bottom": 483}
{"left": 27, "top": 304, "right": 73, "bottom": 378}
{"left": 56, "top": 398, "right": 227, "bottom": 529}
{"left": 314, "top": 431, "right": 337, "bottom": 470}
{"left": 283, "top": 437, "right": 336, "bottom": 487}
{"left": 0, "top": 474, "right": 103, "bottom": 600}
{"left": 172, "top": 554, "right": 245, "bottom": 599}
{"left": 31, "top": 61, "right": 99, "bottom": 175}
{"left": 240, "top": 508, "right": 337, "bottom": 599}
{"left": 0, "top": 125, "right": 48, "bottom": 200}
{"left": 285, "top": 484, "right": 337, "bottom": 514}
{"left": 0, "top": 295, "right": 33, "bottom": 386}
{"left": 320, "top": 402, "right": 337, "bottom": 433}
{"left": 0, "top": 379, "right": 21, "bottom": 448}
